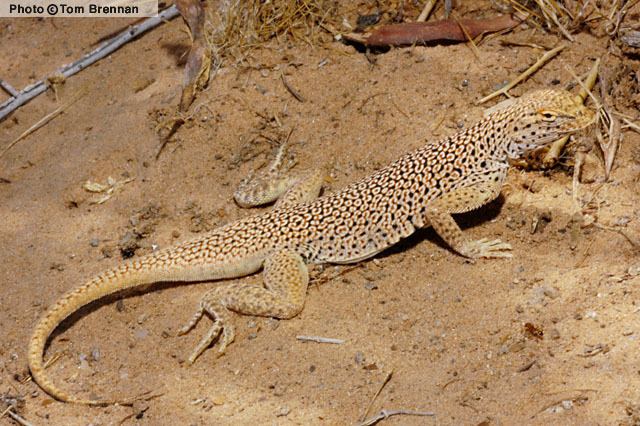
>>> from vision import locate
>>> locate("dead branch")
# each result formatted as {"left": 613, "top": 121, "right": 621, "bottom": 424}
{"left": 0, "top": 6, "right": 180, "bottom": 122}
{"left": 344, "top": 13, "right": 524, "bottom": 47}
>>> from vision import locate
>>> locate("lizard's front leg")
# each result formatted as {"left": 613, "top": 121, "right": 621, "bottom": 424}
{"left": 425, "top": 170, "right": 512, "bottom": 259}
{"left": 178, "top": 249, "right": 309, "bottom": 364}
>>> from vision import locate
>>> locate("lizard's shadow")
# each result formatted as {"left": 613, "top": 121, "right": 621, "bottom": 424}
{"left": 381, "top": 194, "right": 507, "bottom": 258}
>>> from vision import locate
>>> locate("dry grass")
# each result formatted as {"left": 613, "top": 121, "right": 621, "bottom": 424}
{"left": 204, "top": 0, "right": 337, "bottom": 63}
{"left": 499, "top": 0, "right": 638, "bottom": 41}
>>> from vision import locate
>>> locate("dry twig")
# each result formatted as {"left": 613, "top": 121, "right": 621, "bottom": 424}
{"left": 453, "top": 15, "right": 482, "bottom": 59}
{"left": 0, "top": 6, "right": 180, "bottom": 122}
{"left": 296, "top": 335, "right": 345, "bottom": 344}
{"left": 417, "top": 0, "right": 438, "bottom": 22}
{"left": 1, "top": 91, "right": 85, "bottom": 158}
{"left": 281, "top": 72, "right": 306, "bottom": 102}
{"left": 360, "top": 370, "right": 393, "bottom": 422}
{"left": 477, "top": 44, "right": 565, "bottom": 104}
{"left": 359, "top": 409, "right": 435, "bottom": 426}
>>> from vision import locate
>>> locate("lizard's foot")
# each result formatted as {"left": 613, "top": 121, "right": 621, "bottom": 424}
{"left": 178, "top": 295, "right": 235, "bottom": 365}
{"left": 462, "top": 238, "right": 512, "bottom": 259}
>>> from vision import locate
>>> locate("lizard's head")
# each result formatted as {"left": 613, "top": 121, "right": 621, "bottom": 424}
{"left": 493, "top": 89, "right": 595, "bottom": 160}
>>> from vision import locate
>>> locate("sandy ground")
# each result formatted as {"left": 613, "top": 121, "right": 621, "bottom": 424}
{"left": 1, "top": 3, "right": 640, "bottom": 425}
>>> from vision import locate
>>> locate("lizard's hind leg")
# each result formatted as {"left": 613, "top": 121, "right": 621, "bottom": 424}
{"left": 179, "top": 249, "right": 309, "bottom": 364}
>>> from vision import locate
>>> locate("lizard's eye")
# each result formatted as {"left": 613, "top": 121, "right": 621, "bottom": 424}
{"left": 538, "top": 110, "right": 557, "bottom": 121}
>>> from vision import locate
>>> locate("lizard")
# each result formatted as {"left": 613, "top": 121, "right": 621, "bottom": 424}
{"left": 27, "top": 89, "right": 595, "bottom": 406}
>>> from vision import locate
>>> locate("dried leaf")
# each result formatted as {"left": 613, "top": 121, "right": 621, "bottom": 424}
{"left": 351, "top": 14, "right": 523, "bottom": 47}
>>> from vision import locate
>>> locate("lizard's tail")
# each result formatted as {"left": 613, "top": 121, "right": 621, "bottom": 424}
{"left": 28, "top": 261, "right": 154, "bottom": 406}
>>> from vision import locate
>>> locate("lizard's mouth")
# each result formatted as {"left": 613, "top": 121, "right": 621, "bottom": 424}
{"left": 566, "top": 104, "right": 597, "bottom": 132}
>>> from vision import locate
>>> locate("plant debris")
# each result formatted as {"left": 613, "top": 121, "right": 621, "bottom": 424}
{"left": 344, "top": 13, "right": 525, "bottom": 47}
{"left": 82, "top": 175, "right": 135, "bottom": 204}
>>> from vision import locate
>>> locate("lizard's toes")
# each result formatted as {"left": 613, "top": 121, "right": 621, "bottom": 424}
{"left": 177, "top": 307, "right": 204, "bottom": 336}
{"left": 468, "top": 238, "right": 513, "bottom": 259}
{"left": 217, "top": 323, "right": 235, "bottom": 355}
{"left": 186, "top": 321, "right": 223, "bottom": 365}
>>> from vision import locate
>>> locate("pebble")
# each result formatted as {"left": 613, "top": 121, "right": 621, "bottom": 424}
{"left": 78, "top": 353, "right": 89, "bottom": 369}
{"left": 134, "top": 329, "right": 149, "bottom": 339}
{"left": 364, "top": 281, "right": 378, "bottom": 290}
{"left": 91, "top": 348, "right": 101, "bottom": 362}
{"left": 628, "top": 264, "right": 640, "bottom": 276}
{"left": 90, "top": 238, "right": 100, "bottom": 247}
{"left": 614, "top": 216, "right": 631, "bottom": 226}
{"left": 276, "top": 406, "right": 290, "bottom": 417}
{"left": 266, "top": 318, "right": 280, "bottom": 330}
{"left": 543, "top": 287, "right": 560, "bottom": 299}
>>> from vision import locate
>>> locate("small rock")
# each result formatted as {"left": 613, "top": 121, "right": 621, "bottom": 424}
{"left": 137, "top": 313, "right": 148, "bottom": 324}
{"left": 628, "top": 264, "right": 640, "bottom": 276}
{"left": 90, "top": 348, "right": 101, "bottom": 362}
{"left": 247, "top": 320, "right": 257, "bottom": 329}
{"left": 276, "top": 406, "right": 290, "bottom": 417}
{"left": 89, "top": 238, "right": 100, "bottom": 247}
{"left": 49, "top": 262, "right": 65, "bottom": 271}
{"left": 614, "top": 216, "right": 631, "bottom": 226}
{"left": 543, "top": 287, "right": 560, "bottom": 299}
{"left": 247, "top": 332, "right": 258, "bottom": 340}
{"left": 255, "top": 84, "right": 268, "bottom": 95}
{"left": 364, "top": 281, "right": 378, "bottom": 290}
{"left": 548, "top": 328, "right": 561, "bottom": 340}
{"left": 354, "top": 351, "right": 365, "bottom": 365}
{"left": 78, "top": 354, "right": 90, "bottom": 369}
{"left": 363, "top": 362, "right": 378, "bottom": 371}
{"left": 585, "top": 310, "right": 597, "bottom": 320}
{"left": 134, "top": 329, "right": 149, "bottom": 339}
{"left": 266, "top": 318, "right": 280, "bottom": 330}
